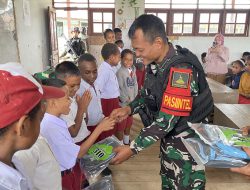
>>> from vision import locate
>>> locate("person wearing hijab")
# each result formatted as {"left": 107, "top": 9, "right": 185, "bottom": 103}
{"left": 205, "top": 33, "right": 229, "bottom": 84}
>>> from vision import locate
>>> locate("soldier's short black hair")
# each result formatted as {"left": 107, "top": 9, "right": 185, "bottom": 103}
{"left": 78, "top": 53, "right": 97, "bottom": 65}
{"left": 121, "top": 49, "right": 133, "bottom": 59}
{"left": 55, "top": 61, "right": 80, "bottom": 79}
{"left": 113, "top": 28, "right": 122, "bottom": 33}
{"left": 103, "top": 29, "right": 114, "bottom": 39}
{"left": 101, "top": 43, "right": 120, "bottom": 61}
{"left": 128, "top": 14, "right": 168, "bottom": 44}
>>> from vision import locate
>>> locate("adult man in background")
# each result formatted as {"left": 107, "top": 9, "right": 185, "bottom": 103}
{"left": 60, "top": 27, "right": 86, "bottom": 62}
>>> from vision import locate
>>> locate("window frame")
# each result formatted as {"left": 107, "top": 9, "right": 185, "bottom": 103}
{"left": 195, "top": 10, "right": 223, "bottom": 36}
{"left": 169, "top": 10, "right": 196, "bottom": 36}
{"left": 89, "top": 8, "right": 115, "bottom": 35}
{"left": 222, "top": 9, "right": 250, "bottom": 37}
{"left": 145, "top": 8, "right": 249, "bottom": 37}
{"left": 145, "top": 9, "right": 169, "bottom": 34}
{"left": 52, "top": 0, "right": 115, "bottom": 36}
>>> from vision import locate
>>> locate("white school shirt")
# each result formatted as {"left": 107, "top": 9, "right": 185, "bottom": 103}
{"left": 60, "top": 97, "right": 90, "bottom": 143}
{"left": 40, "top": 113, "right": 80, "bottom": 171}
{"left": 77, "top": 79, "right": 104, "bottom": 126}
{"left": 0, "top": 160, "right": 29, "bottom": 190}
{"left": 13, "top": 136, "right": 62, "bottom": 190}
{"left": 96, "top": 61, "right": 120, "bottom": 99}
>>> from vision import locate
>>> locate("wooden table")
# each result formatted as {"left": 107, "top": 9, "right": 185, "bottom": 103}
{"left": 213, "top": 104, "right": 250, "bottom": 129}
{"left": 207, "top": 78, "right": 238, "bottom": 104}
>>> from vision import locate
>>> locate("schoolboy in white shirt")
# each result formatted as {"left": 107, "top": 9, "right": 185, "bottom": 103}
{"left": 0, "top": 62, "right": 64, "bottom": 190}
{"left": 55, "top": 61, "right": 91, "bottom": 144}
{"left": 40, "top": 78, "right": 115, "bottom": 190}
{"left": 96, "top": 43, "right": 126, "bottom": 144}
{"left": 55, "top": 61, "right": 92, "bottom": 188}
{"left": 77, "top": 53, "right": 105, "bottom": 142}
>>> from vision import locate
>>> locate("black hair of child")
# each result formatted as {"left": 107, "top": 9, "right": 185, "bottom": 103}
{"left": 55, "top": 61, "right": 80, "bottom": 79}
{"left": 101, "top": 43, "right": 120, "bottom": 61}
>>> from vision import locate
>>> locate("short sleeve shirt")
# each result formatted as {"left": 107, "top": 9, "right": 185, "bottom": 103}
{"left": 0, "top": 161, "right": 29, "bottom": 190}
{"left": 40, "top": 113, "right": 80, "bottom": 171}
{"left": 60, "top": 97, "right": 90, "bottom": 143}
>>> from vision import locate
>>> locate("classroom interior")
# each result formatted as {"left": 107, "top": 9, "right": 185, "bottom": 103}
{"left": 1, "top": 0, "right": 250, "bottom": 189}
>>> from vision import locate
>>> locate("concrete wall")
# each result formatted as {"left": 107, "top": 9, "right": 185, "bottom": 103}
{"left": 14, "top": 0, "right": 52, "bottom": 74}
{"left": 0, "top": 0, "right": 19, "bottom": 64}
{"left": 172, "top": 35, "right": 250, "bottom": 64}
{"left": 115, "top": 0, "right": 145, "bottom": 49}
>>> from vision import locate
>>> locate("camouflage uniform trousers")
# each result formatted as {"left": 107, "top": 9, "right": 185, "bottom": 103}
{"left": 160, "top": 135, "right": 205, "bottom": 190}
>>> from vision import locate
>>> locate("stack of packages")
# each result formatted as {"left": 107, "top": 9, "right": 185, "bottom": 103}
{"left": 182, "top": 123, "right": 250, "bottom": 168}
{"left": 80, "top": 136, "right": 122, "bottom": 190}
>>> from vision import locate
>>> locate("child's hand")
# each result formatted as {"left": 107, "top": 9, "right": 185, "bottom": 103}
{"left": 97, "top": 117, "right": 115, "bottom": 132}
{"left": 242, "top": 126, "right": 250, "bottom": 136}
{"left": 76, "top": 90, "right": 92, "bottom": 112}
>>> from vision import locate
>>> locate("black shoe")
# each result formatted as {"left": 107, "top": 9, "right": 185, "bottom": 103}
{"left": 101, "top": 167, "right": 112, "bottom": 176}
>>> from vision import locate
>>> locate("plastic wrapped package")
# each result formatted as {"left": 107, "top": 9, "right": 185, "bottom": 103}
{"left": 84, "top": 176, "right": 114, "bottom": 190}
{"left": 181, "top": 123, "right": 250, "bottom": 168}
{"left": 182, "top": 138, "right": 249, "bottom": 168}
{"left": 189, "top": 123, "right": 250, "bottom": 147}
{"left": 80, "top": 136, "right": 122, "bottom": 180}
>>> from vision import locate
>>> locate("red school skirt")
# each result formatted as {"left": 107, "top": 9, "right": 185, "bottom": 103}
{"left": 62, "top": 168, "right": 81, "bottom": 190}
{"left": 85, "top": 98, "right": 119, "bottom": 143}
{"left": 101, "top": 98, "right": 125, "bottom": 134}
{"left": 238, "top": 95, "right": 250, "bottom": 104}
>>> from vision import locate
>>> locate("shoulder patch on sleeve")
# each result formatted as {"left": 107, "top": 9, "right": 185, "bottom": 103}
{"left": 160, "top": 67, "right": 193, "bottom": 116}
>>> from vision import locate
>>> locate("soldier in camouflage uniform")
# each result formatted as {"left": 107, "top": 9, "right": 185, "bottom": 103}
{"left": 111, "top": 14, "right": 213, "bottom": 190}
{"left": 60, "top": 27, "right": 86, "bottom": 61}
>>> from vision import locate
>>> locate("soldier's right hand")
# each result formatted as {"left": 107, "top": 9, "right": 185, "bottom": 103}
{"left": 110, "top": 106, "right": 131, "bottom": 123}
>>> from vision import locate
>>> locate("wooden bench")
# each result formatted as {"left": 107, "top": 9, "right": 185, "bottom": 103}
{"left": 213, "top": 103, "right": 250, "bottom": 129}
{"left": 207, "top": 78, "right": 238, "bottom": 104}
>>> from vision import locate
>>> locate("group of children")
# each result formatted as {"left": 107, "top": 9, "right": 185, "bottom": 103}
{"left": 0, "top": 27, "right": 142, "bottom": 189}
{"left": 201, "top": 51, "right": 250, "bottom": 104}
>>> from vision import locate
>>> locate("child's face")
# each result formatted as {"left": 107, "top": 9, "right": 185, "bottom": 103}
{"left": 117, "top": 43, "right": 124, "bottom": 49}
{"left": 109, "top": 53, "right": 121, "bottom": 66}
{"left": 245, "top": 61, "right": 250, "bottom": 72}
{"left": 64, "top": 76, "right": 81, "bottom": 98}
{"left": 79, "top": 61, "right": 98, "bottom": 85}
{"left": 23, "top": 103, "right": 43, "bottom": 149}
{"left": 56, "top": 87, "right": 71, "bottom": 115}
{"left": 115, "top": 32, "right": 122, "bottom": 40}
{"left": 105, "top": 32, "right": 115, "bottom": 43}
{"left": 122, "top": 53, "right": 133, "bottom": 68}
{"left": 231, "top": 63, "right": 243, "bottom": 74}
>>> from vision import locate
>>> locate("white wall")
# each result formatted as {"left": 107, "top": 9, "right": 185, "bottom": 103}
{"left": 14, "top": 0, "right": 52, "bottom": 74}
{"left": 0, "top": 0, "right": 19, "bottom": 64}
{"left": 172, "top": 36, "right": 250, "bottom": 64}
{"left": 115, "top": 0, "right": 145, "bottom": 49}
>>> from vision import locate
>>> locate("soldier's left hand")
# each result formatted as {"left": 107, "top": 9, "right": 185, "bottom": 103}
{"left": 110, "top": 145, "right": 134, "bottom": 165}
